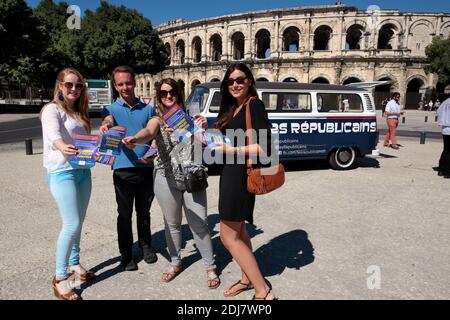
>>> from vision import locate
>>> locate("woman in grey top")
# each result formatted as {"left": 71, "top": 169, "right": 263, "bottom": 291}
{"left": 123, "top": 78, "right": 220, "bottom": 288}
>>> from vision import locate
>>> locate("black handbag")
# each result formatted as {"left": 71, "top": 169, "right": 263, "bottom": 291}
{"left": 184, "top": 167, "right": 208, "bottom": 193}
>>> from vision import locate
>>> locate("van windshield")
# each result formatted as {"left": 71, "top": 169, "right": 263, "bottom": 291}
{"left": 186, "top": 86, "right": 210, "bottom": 114}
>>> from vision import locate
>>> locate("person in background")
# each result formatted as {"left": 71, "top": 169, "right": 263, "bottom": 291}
{"left": 100, "top": 65, "right": 157, "bottom": 271}
{"left": 383, "top": 92, "right": 403, "bottom": 150}
{"left": 436, "top": 97, "right": 450, "bottom": 178}
{"left": 41, "top": 68, "right": 95, "bottom": 300}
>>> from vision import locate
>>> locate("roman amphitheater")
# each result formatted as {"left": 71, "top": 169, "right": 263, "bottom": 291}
{"left": 136, "top": 4, "right": 450, "bottom": 109}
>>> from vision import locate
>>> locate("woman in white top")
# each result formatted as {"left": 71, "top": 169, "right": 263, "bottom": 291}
{"left": 41, "top": 68, "right": 94, "bottom": 300}
{"left": 437, "top": 98, "right": 450, "bottom": 178}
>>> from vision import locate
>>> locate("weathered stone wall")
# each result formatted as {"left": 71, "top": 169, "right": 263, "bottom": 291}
{"left": 136, "top": 5, "right": 450, "bottom": 109}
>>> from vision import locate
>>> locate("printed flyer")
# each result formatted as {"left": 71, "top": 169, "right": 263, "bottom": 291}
{"left": 202, "top": 131, "right": 232, "bottom": 148}
{"left": 68, "top": 134, "right": 99, "bottom": 167}
{"left": 140, "top": 146, "right": 158, "bottom": 159}
{"left": 98, "top": 126, "right": 127, "bottom": 156}
{"left": 96, "top": 154, "right": 116, "bottom": 165}
{"left": 162, "top": 104, "right": 195, "bottom": 140}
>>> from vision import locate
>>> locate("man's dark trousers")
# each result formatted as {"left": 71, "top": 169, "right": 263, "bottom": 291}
{"left": 113, "top": 167, "right": 154, "bottom": 260}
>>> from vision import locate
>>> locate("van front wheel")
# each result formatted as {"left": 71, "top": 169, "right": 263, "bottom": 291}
{"left": 329, "top": 147, "right": 357, "bottom": 170}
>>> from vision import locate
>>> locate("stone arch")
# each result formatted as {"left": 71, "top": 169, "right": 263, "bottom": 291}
{"left": 345, "top": 24, "right": 365, "bottom": 50}
{"left": 231, "top": 31, "right": 245, "bottom": 60}
{"left": 311, "top": 22, "right": 335, "bottom": 34}
{"left": 439, "top": 21, "right": 450, "bottom": 38}
{"left": 374, "top": 76, "right": 396, "bottom": 109}
{"left": 280, "top": 23, "right": 305, "bottom": 35}
{"left": 146, "top": 81, "right": 151, "bottom": 97}
{"left": 344, "top": 19, "right": 368, "bottom": 32}
{"left": 406, "top": 74, "right": 427, "bottom": 86}
{"left": 313, "top": 25, "right": 333, "bottom": 50}
{"left": 256, "top": 77, "right": 270, "bottom": 82}
{"left": 190, "top": 79, "right": 201, "bottom": 93}
{"left": 208, "top": 77, "right": 221, "bottom": 82}
{"left": 282, "top": 77, "right": 298, "bottom": 82}
{"left": 311, "top": 76, "right": 331, "bottom": 84}
{"left": 377, "top": 19, "right": 404, "bottom": 35}
{"left": 176, "top": 39, "right": 186, "bottom": 64}
{"left": 377, "top": 23, "right": 400, "bottom": 49}
{"left": 192, "top": 36, "right": 202, "bottom": 63}
{"left": 282, "top": 26, "right": 301, "bottom": 52}
{"left": 342, "top": 76, "right": 363, "bottom": 85}
{"left": 255, "top": 29, "right": 271, "bottom": 59}
{"left": 408, "top": 20, "right": 433, "bottom": 54}
{"left": 210, "top": 33, "right": 222, "bottom": 62}
{"left": 408, "top": 19, "right": 434, "bottom": 35}
{"left": 406, "top": 76, "right": 426, "bottom": 109}
{"left": 254, "top": 73, "right": 273, "bottom": 82}
{"left": 165, "top": 42, "right": 171, "bottom": 65}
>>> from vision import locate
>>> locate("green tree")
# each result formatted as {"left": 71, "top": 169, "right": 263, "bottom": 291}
{"left": 33, "top": 0, "right": 84, "bottom": 89}
{"left": 0, "top": 0, "right": 44, "bottom": 85}
{"left": 81, "top": 1, "right": 168, "bottom": 78}
{"left": 425, "top": 36, "right": 450, "bottom": 85}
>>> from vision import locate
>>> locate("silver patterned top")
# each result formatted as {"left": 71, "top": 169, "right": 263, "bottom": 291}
{"left": 154, "top": 118, "right": 193, "bottom": 187}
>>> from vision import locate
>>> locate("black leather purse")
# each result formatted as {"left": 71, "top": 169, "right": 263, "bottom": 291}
{"left": 184, "top": 167, "right": 208, "bottom": 193}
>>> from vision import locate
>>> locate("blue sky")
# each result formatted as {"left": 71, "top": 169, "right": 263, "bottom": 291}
{"left": 26, "top": 0, "right": 450, "bottom": 26}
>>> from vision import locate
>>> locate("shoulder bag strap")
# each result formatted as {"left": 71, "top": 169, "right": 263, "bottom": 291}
{"left": 245, "top": 96, "right": 256, "bottom": 171}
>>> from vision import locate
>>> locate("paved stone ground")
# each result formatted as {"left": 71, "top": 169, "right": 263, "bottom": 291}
{"left": 0, "top": 133, "right": 449, "bottom": 300}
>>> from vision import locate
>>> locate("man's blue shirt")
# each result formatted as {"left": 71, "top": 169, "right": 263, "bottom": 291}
{"left": 102, "top": 98, "right": 156, "bottom": 170}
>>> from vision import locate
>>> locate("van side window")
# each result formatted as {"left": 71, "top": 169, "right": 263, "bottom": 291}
{"left": 261, "top": 92, "right": 311, "bottom": 112}
{"left": 209, "top": 92, "right": 221, "bottom": 113}
{"left": 317, "top": 93, "right": 363, "bottom": 113}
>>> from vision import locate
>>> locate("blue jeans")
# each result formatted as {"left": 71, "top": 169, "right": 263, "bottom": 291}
{"left": 48, "top": 169, "right": 92, "bottom": 279}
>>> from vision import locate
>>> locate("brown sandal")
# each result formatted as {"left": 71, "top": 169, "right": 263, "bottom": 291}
{"left": 52, "top": 276, "right": 81, "bottom": 300}
{"left": 161, "top": 266, "right": 182, "bottom": 283}
{"left": 223, "top": 280, "right": 254, "bottom": 297}
{"left": 69, "top": 265, "right": 96, "bottom": 282}
{"left": 206, "top": 269, "right": 221, "bottom": 289}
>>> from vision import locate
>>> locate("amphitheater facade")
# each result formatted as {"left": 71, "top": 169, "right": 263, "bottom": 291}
{"left": 136, "top": 4, "right": 450, "bottom": 109}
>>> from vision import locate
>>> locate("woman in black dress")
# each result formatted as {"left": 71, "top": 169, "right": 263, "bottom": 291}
{"left": 213, "top": 63, "right": 277, "bottom": 300}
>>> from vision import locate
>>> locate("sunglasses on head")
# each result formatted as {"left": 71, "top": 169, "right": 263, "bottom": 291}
{"left": 63, "top": 82, "right": 85, "bottom": 90}
{"left": 160, "top": 89, "right": 177, "bottom": 98}
{"left": 226, "top": 77, "right": 248, "bottom": 86}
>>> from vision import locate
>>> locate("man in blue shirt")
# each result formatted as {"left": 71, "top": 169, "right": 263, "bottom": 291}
{"left": 100, "top": 65, "right": 157, "bottom": 271}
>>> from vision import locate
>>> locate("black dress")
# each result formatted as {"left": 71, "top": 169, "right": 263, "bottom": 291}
{"left": 218, "top": 99, "right": 272, "bottom": 224}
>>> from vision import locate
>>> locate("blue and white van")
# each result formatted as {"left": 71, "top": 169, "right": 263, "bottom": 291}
{"left": 186, "top": 82, "right": 378, "bottom": 170}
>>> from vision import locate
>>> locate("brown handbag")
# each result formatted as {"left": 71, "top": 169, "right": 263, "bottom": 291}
{"left": 244, "top": 97, "right": 285, "bottom": 195}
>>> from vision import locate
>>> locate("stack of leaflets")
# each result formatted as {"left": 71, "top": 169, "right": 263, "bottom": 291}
{"left": 98, "top": 126, "right": 127, "bottom": 156}
{"left": 139, "top": 144, "right": 158, "bottom": 160}
{"left": 68, "top": 135, "right": 100, "bottom": 167}
{"left": 162, "top": 104, "right": 195, "bottom": 141}
{"left": 202, "top": 131, "right": 232, "bottom": 148}
{"left": 68, "top": 126, "right": 127, "bottom": 167}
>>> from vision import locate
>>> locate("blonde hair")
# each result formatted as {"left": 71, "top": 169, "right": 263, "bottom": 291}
{"left": 42, "top": 68, "right": 91, "bottom": 132}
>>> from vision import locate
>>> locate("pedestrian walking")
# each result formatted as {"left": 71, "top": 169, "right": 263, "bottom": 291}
{"left": 383, "top": 92, "right": 403, "bottom": 149}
